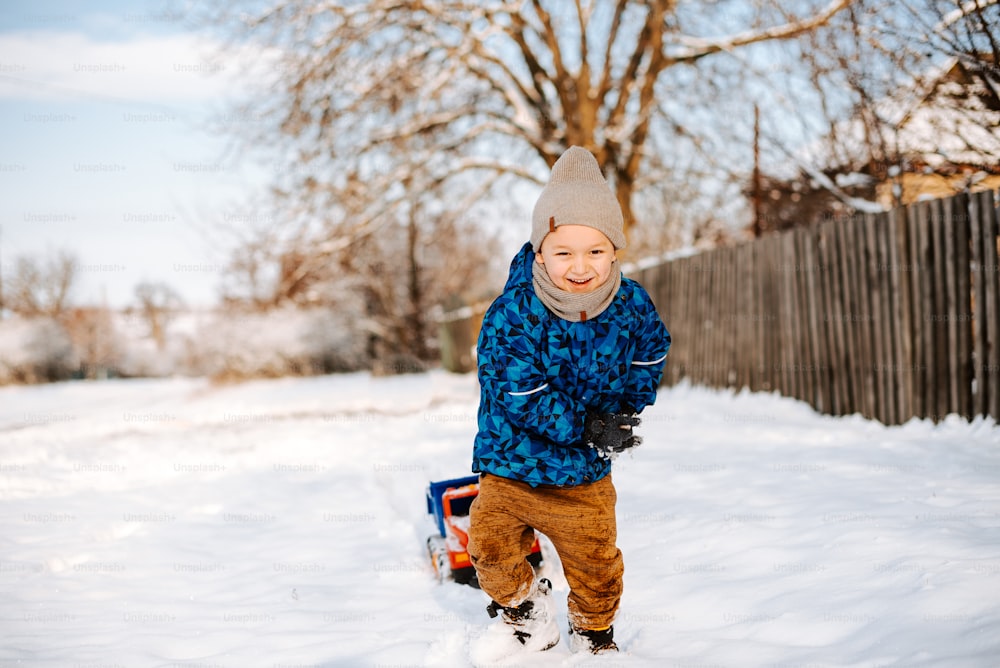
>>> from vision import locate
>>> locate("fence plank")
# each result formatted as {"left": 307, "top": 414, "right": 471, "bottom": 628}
{"left": 942, "top": 196, "right": 960, "bottom": 415}
{"left": 789, "top": 228, "right": 809, "bottom": 409}
{"left": 916, "top": 201, "right": 937, "bottom": 419}
{"left": 931, "top": 199, "right": 951, "bottom": 420}
{"left": 801, "top": 229, "right": 823, "bottom": 411}
{"left": 708, "top": 251, "right": 723, "bottom": 388}
{"left": 863, "top": 214, "right": 886, "bottom": 423}
{"left": 687, "top": 258, "right": 711, "bottom": 384}
{"left": 695, "top": 255, "right": 711, "bottom": 387}
{"left": 705, "top": 255, "right": 715, "bottom": 386}
{"left": 672, "top": 260, "right": 685, "bottom": 387}
{"left": 791, "top": 231, "right": 807, "bottom": 400}
{"left": 664, "top": 260, "right": 682, "bottom": 386}
{"left": 696, "top": 255, "right": 710, "bottom": 386}
{"left": 754, "top": 240, "right": 768, "bottom": 391}
{"left": 672, "top": 258, "right": 688, "bottom": 384}
{"left": 906, "top": 202, "right": 925, "bottom": 419}
{"left": 954, "top": 194, "right": 973, "bottom": 420}
{"left": 838, "top": 212, "right": 863, "bottom": 416}
{"left": 916, "top": 203, "right": 930, "bottom": 418}
{"left": 835, "top": 221, "right": 853, "bottom": 414}
{"left": 819, "top": 223, "right": 844, "bottom": 415}
{"left": 711, "top": 251, "right": 724, "bottom": 387}
{"left": 677, "top": 258, "right": 693, "bottom": 387}
{"left": 775, "top": 234, "right": 792, "bottom": 397}
{"left": 750, "top": 241, "right": 766, "bottom": 392}
{"left": 782, "top": 235, "right": 796, "bottom": 402}
{"left": 969, "top": 193, "right": 1000, "bottom": 415}
{"left": 715, "top": 248, "right": 727, "bottom": 387}
{"left": 729, "top": 248, "right": 741, "bottom": 389}
{"left": 793, "top": 227, "right": 813, "bottom": 405}
{"left": 853, "top": 216, "right": 876, "bottom": 420}
{"left": 754, "top": 240, "right": 765, "bottom": 391}
{"left": 773, "top": 236, "right": 787, "bottom": 395}
{"left": 970, "top": 193, "right": 987, "bottom": 417}
{"left": 831, "top": 221, "right": 856, "bottom": 415}
{"left": 889, "top": 208, "right": 915, "bottom": 422}
{"left": 737, "top": 242, "right": 754, "bottom": 390}
{"left": 681, "top": 258, "right": 693, "bottom": 387}
{"left": 664, "top": 261, "right": 682, "bottom": 387}
{"left": 880, "top": 211, "right": 901, "bottom": 424}
{"left": 981, "top": 191, "right": 1000, "bottom": 422}
{"left": 855, "top": 214, "right": 873, "bottom": 418}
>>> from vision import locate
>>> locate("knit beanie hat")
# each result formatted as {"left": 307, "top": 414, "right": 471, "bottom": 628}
{"left": 531, "top": 146, "right": 626, "bottom": 251}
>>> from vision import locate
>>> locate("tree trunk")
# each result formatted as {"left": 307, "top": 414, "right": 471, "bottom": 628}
{"left": 406, "top": 200, "right": 429, "bottom": 360}
{"left": 615, "top": 173, "right": 636, "bottom": 245}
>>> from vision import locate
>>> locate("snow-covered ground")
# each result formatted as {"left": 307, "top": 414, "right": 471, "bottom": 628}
{"left": 1, "top": 371, "right": 999, "bottom": 667}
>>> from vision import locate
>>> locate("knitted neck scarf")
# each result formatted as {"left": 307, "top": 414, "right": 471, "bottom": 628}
{"left": 532, "top": 259, "right": 621, "bottom": 322}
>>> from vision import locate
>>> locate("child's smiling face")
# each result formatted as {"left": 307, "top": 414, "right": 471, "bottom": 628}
{"left": 535, "top": 225, "right": 616, "bottom": 293}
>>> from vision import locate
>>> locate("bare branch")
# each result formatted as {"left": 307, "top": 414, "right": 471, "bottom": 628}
{"left": 671, "top": 0, "right": 854, "bottom": 62}
{"left": 597, "top": 0, "right": 630, "bottom": 103}
{"left": 935, "top": 0, "right": 999, "bottom": 32}
{"left": 210, "top": 0, "right": 996, "bottom": 354}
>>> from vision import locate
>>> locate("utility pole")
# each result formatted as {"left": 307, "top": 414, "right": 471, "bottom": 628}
{"left": 752, "top": 104, "right": 763, "bottom": 238}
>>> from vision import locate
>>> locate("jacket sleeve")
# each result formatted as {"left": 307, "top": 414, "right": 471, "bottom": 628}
{"left": 477, "top": 297, "right": 586, "bottom": 446}
{"left": 623, "top": 290, "right": 671, "bottom": 413}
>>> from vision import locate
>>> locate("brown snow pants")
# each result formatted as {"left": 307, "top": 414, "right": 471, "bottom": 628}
{"left": 467, "top": 472, "right": 624, "bottom": 631}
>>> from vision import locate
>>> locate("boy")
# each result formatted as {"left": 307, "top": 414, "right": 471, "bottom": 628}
{"left": 468, "top": 146, "right": 671, "bottom": 658}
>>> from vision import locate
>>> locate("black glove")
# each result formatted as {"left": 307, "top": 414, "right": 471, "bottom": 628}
{"left": 583, "top": 410, "right": 642, "bottom": 459}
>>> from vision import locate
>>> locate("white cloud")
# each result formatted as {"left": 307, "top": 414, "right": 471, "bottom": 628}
{"left": 0, "top": 30, "right": 276, "bottom": 106}
{"left": 0, "top": 27, "right": 283, "bottom": 308}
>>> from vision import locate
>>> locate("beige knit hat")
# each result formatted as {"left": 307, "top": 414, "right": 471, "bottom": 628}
{"left": 531, "top": 146, "right": 626, "bottom": 251}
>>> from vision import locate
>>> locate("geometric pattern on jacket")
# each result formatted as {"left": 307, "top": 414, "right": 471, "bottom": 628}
{"left": 473, "top": 242, "right": 672, "bottom": 487}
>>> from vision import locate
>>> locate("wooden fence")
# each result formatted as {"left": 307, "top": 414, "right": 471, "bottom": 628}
{"left": 438, "top": 190, "right": 999, "bottom": 425}
{"left": 634, "top": 190, "right": 1000, "bottom": 425}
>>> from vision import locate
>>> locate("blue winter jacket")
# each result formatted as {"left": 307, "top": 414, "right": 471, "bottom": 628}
{"left": 472, "top": 243, "right": 671, "bottom": 487}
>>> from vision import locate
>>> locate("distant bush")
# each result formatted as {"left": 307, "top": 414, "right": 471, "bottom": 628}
{"left": 185, "top": 307, "right": 368, "bottom": 381}
{"left": 0, "top": 317, "right": 76, "bottom": 385}
{"left": 0, "top": 306, "right": 374, "bottom": 384}
{"left": 116, "top": 333, "right": 179, "bottom": 379}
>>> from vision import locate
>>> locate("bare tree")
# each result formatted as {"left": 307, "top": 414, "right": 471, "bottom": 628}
{"left": 215, "top": 0, "right": 856, "bottom": 240}
{"left": 134, "top": 282, "right": 184, "bottom": 350}
{"left": 62, "top": 306, "right": 121, "bottom": 380}
{"left": 3, "top": 250, "right": 78, "bottom": 318}
{"left": 750, "top": 0, "right": 1000, "bottom": 226}
{"left": 216, "top": 178, "right": 502, "bottom": 367}
{"left": 203, "top": 1, "right": 878, "bottom": 363}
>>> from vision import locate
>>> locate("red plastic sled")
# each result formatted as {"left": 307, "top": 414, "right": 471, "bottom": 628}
{"left": 425, "top": 475, "right": 543, "bottom": 588}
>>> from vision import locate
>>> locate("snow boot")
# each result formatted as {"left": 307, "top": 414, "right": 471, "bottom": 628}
{"left": 569, "top": 624, "right": 618, "bottom": 654}
{"left": 470, "top": 578, "right": 560, "bottom": 662}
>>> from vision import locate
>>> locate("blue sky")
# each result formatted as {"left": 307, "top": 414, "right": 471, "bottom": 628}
{"left": 0, "top": 0, "right": 267, "bottom": 308}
